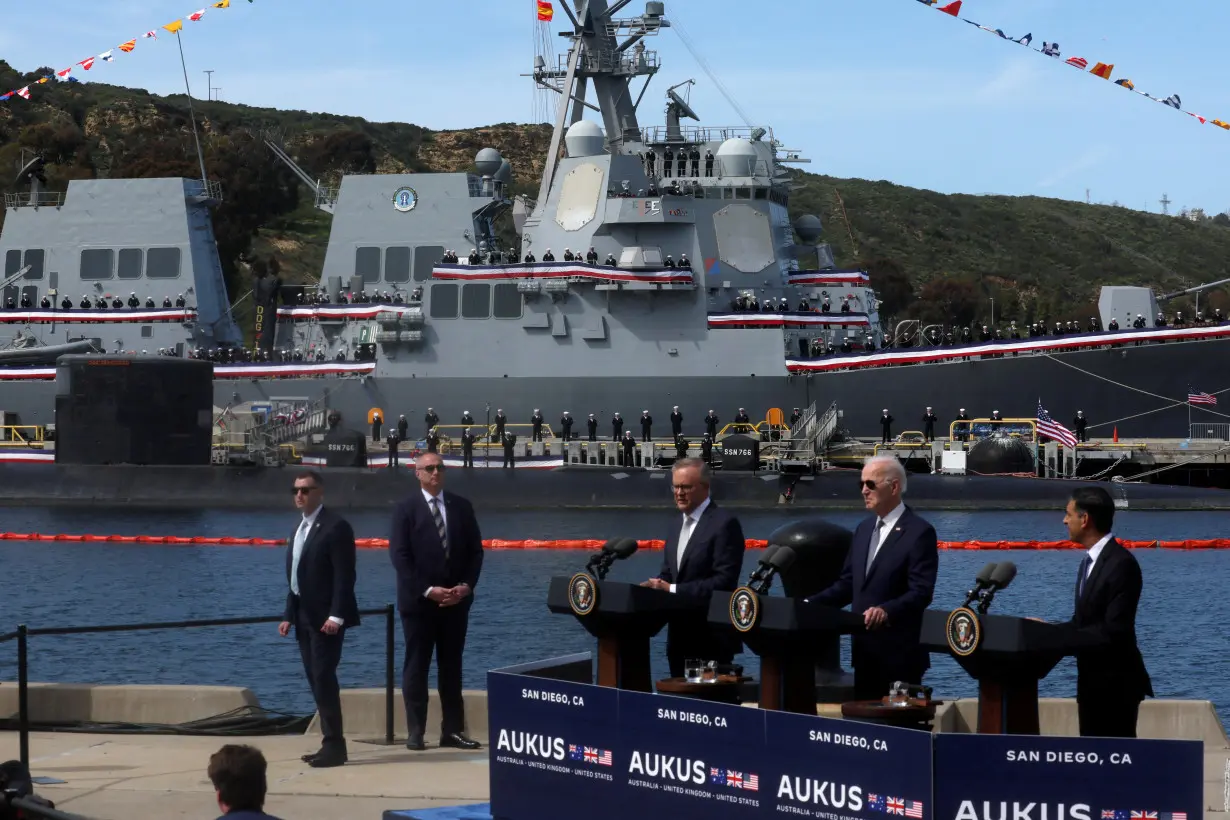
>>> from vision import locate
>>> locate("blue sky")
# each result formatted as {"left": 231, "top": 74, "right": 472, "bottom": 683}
{"left": 2, "top": 0, "right": 1227, "bottom": 215}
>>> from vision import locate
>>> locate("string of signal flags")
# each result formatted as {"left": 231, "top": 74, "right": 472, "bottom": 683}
{"left": 0, "top": 0, "right": 253, "bottom": 104}
{"left": 915, "top": 0, "right": 1230, "bottom": 132}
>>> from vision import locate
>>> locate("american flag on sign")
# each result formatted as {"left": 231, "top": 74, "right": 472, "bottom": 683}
{"left": 905, "top": 799, "right": 924, "bottom": 819}
{"left": 1160, "top": 813, "right": 1187, "bottom": 820}
{"left": 888, "top": 797, "right": 906, "bottom": 816}
{"left": 868, "top": 794, "right": 886, "bottom": 812}
{"left": 596, "top": 749, "right": 612, "bottom": 766}
{"left": 582, "top": 746, "right": 611, "bottom": 766}
{"left": 1187, "top": 388, "right": 1217, "bottom": 406}
{"left": 1037, "top": 401, "right": 1078, "bottom": 448}
{"left": 726, "top": 770, "right": 744, "bottom": 789}
{"left": 744, "top": 773, "right": 759, "bottom": 792}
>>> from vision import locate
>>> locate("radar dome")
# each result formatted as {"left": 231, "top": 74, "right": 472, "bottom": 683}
{"left": 494, "top": 158, "right": 513, "bottom": 184}
{"left": 793, "top": 214, "right": 824, "bottom": 244}
{"left": 716, "top": 138, "right": 757, "bottom": 177}
{"left": 475, "top": 147, "right": 503, "bottom": 177}
{"left": 564, "top": 120, "right": 605, "bottom": 158}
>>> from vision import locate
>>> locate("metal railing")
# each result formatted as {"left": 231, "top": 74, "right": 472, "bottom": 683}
{"left": 1190, "top": 423, "right": 1230, "bottom": 441}
{"left": 0, "top": 425, "right": 45, "bottom": 445}
{"left": 3, "top": 191, "right": 63, "bottom": 209}
{"left": 0, "top": 605, "right": 396, "bottom": 770}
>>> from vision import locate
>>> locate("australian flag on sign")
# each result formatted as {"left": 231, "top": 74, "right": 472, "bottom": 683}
{"left": 567, "top": 744, "right": 584, "bottom": 762}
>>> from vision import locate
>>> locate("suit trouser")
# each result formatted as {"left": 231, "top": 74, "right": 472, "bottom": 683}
{"left": 1078, "top": 694, "right": 1140, "bottom": 738}
{"left": 401, "top": 605, "right": 470, "bottom": 738}
{"left": 295, "top": 609, "right": 346, "bottom": 752}
{"left": 463, "top": 449, "right": 474, "bottom": 467}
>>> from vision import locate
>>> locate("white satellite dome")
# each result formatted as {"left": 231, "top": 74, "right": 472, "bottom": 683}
{"left": 564, "top": 120, "right": 605, "bottom": 158}
{"left": 715, "top": 138, "right": 758, "bottom": 177}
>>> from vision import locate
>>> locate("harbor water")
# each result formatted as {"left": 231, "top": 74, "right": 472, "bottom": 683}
{"left": 1, "top": 506, "right": 1226, "bottom": 727}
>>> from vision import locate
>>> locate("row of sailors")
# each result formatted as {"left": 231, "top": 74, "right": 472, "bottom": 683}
{"left": 442, "top": 247, "right": 694, "bottom": 270}
{"left": 642, "top": 148, "right": 715, "bottom": 179}
{"left": 800, "top": 336, "right": 878, "bottom": 357}
{"left": 187, "top": 346, "right": 374, "bottom": 363}
{"left": 3, "top": 293, "right": 190, "bottom": 310}
{"left": 416, "top": 407, "right": 759, "bottom": 441}
{"left": 295, "top": 288, "right": 421, "bottom": 305}
{"left": 732, "top": 295, "right": 859, "bottom": 314}
{"left": 609, "top": 181, "right": 687, "bottom": 198}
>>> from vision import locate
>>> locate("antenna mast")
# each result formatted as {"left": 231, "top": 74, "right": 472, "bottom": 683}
{"left": 1160, "top": 193, "right": 1172, "bottom": 215}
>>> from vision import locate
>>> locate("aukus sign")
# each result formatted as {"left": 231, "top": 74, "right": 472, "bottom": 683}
{"left": 488, "top": 665, "right": 1203, "bottom": 820}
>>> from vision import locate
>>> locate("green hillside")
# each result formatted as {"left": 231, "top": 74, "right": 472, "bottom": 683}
{"left": 2, "top": 60, "right": 1227, "bottom": 329}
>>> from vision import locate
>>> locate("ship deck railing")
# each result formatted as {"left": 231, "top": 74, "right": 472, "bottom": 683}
{"left": 3, "top": 191, "right": 63, "bottom": 209}
{"left": 0, "top": 425, "right": 45, "bottom": 446}
{"left": 638, "top": 125, "right": 774, "bottom": 146}
{"left": 947, "top": 418, "right": 1040, "bottom": 443}
{"left": 421, "top": 422, "right": 558, "bottom": 445}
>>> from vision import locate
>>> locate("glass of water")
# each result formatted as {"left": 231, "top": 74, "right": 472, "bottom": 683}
{"left": 684, "top": 659, "right": 702, "bottom": 682}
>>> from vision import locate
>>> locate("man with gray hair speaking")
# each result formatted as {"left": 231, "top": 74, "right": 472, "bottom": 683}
{"left": 805, "top": 455, "right": 938, "bottom": 699}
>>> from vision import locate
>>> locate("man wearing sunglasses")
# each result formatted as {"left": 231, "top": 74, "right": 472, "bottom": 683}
{"left": 804, "top": 456, "right": 938, "bottom": 699}
{"left": 278, "top": 470, "right": 359, "bottom": 769}
{"left": 389, "top": 453, "right": 485, "bottom": 751}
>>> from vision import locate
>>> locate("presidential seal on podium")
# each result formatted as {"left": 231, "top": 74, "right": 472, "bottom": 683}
{"left": 729, "top": 586, "right": 760, "bottom": 633}
{"left": 945, "top": 606, "right": 981, "bottom": 656}
{"left": 567, "top": 572, "right": 597, "bottom": 616}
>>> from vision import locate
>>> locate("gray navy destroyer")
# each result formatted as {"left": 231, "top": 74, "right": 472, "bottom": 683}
{"left": 0, "top": 0, "right": 1228, "bottom": 447}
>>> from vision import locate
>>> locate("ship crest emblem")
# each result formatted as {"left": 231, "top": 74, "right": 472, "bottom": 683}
{"left": 945, "top": 606, "right": 981, "bottom": 657}
{"left": 729, "top": 586, "right": 760, "bottom": 633}
{"left": 393, "top": 186, "right": 418, "bottom": 212}
{"left": 567, "top": 572, "right": 597, "bottom": 616}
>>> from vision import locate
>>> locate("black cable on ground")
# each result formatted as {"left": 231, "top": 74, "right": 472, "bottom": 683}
{"left": 0, "top": 705, "right": 313, "bottom": 736}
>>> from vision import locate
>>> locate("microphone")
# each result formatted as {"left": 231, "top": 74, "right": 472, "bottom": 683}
{"left": 961, "top": 563, "right": 999, "bottom": 608}
{"left": 753, "top": 546, "right": 796, "bottom": 594}
{"left": 977, "top": 561, "right": 1017, "bottom": 614}
{"left": 609, "top": 538, "right": 639, "bottom": 559}
{"left": 588, "top": 538, "right": 639, "bottom": 581}
{"left": 585, "top": 539, "right": 621, "bottom": 572}
{"left": 745, "top": 545, "right": 782, "bottom": 586}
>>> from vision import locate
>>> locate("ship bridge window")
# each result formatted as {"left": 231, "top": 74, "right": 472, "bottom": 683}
{"left": 430, "top": 283, "right": 458, "bottom": 319}
{"left": 754, "top": 189, "right": 767, "bottom": 200}
{"left": 735, "top": 188, "right": 751, "bottom": 200}
{"left": 117, "top": 248, "right": 143, "bottom": 279}
{"left": 384, "top": 246, "right": 411, "bottom": 283}
{"left": 461, "top": 284, "right": 490, "bottom": 319}
{"left": 80, "top": 248, "right": 114, "bottom": 280}
{"left": 493, "top": 283, "right": 522, "bottom": 319}
{"left": 355, "top": 246, "right": 381, "bottom": 284}
{"left": 4, "top": 251, "right": 19, "bottom": 278}
{"left": 23, "top": 249, "right": 44, "bottom": 280}
{"left": 414, "top": 245, "right": 442, "bottom": 282}
{"left": 146, "top": 247, "right": 181, "bottom": 279}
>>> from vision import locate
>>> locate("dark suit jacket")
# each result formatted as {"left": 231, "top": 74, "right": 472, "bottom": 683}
{"left": 1065, "top": 538, "right": 1153, "bottom": 701}
{"left": 806, "top": 506, "right": 938, "bottom": 676}
{"left": 283, "top": 506, "right": 360, "bottom": 630}
{"left": 389, "top": 490, "right": 484, "bottom": 614}
{"left": 656, "top": 500, "right": 746, "bottom": 653}
{"left": 217, "top": 810, "right": 284, "bottom": 820}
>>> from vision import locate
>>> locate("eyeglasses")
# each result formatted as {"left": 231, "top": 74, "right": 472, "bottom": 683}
{"left": 672, "top": 483, "right": 697, "bottom": 492}
{"left": 293, "top": 486, "right": 319, "bottom": 495}
{"left": 419, "top": 464, "right": 445, "bottom": 473}
{"left": 860, "top": 478, "right": 897, "bottom": 491}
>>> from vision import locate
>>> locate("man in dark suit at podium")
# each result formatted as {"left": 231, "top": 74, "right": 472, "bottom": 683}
{"left": 389, "top": 452, "right": 484, "bottom": 751}
{"left": 1061, "top": 486, "right": 1152, "bottom": 738}
{"left": 805, "top": 456, "right": 938, "bottom": 699}
{"left": 641, "top": 458, "right": 746, "bottom": 677}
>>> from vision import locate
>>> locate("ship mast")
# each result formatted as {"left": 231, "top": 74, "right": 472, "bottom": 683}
{"left": 531, "top": 0, "right": 669, "bottom": 209}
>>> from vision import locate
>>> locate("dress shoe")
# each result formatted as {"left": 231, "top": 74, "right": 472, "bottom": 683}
{"left": 405, "top": 736, "right": 426, "bottom": 751}
{"left": 300, "top": 751, "right": 321, "bottom": 763}
{"left": 440, "top": 733, "right": 481, "bottom": 750}
{"left": 308, "top": 752, "right": 347, "bottom": 768}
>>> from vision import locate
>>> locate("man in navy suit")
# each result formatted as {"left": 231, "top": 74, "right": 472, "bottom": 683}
{"left": 642, "top": 458, "right": 746, "bottom": 677}
{"left": 277, "top": 470, "right": 359, "bottom": 769}
{"left": 805, "top": 455, "right": 938, "bottom": 699}
{"left": 390, "top": 451, "right": 484, "bottom": 751}
{"left": 1061, "top": 486, "right": 1152, "bottom": 737}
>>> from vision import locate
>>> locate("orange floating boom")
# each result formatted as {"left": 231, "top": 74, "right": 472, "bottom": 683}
{"left": 0, "top": 533, "right": 1227, "bottom": 550}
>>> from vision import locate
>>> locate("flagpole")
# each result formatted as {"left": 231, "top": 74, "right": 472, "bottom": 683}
{"left": 174, "top": 30, "right": 210, "bottom": 186}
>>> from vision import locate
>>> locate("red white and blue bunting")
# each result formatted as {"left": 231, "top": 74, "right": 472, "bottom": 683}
{"left": 0, "top": 361, "right": 376, "bottom": 381}
{"left": 0, "top": 309, "right": 195, "bottom": 324}
{"left": 275, "top": 304, "right": 415, "bottom": 320}
{"left": 709, "top": 313, "right": 872, "bottom": 329}
{"left": 432, "top": 263, "right": 694, "bottom": 285}
{"left": 786, "top": 270, "right": 870, "bottom": 287}
{"left": 786, "top": 323, "right": 1230, "bottom": 373}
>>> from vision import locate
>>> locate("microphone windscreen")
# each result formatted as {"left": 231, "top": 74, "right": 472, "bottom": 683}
{"left": 600, "top": 538, "right": 621, "bottom": 554}
{"left": 990, "top": 561, "right": 1017, "bottom": 588}
{"left": 768, "top": 546, "right": 797, "bottom": 570}
{"left": 759, "top": 544, "right": 781, "bottom": 564}
{"left": 975, "top": 562, "right": 999, "bottom": 584}
{"left": 612, "top": 538, "right": 640, "bottom": 558}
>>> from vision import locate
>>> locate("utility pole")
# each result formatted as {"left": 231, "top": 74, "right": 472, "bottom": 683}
{"left": 1160, "top": 193, "right": 1172, "bottom": 215}
{"left": 203, "top": 69, "right": 215, "bottom": 100}
{"left": 1085, "top": 188, "right": 1091, "bottom": 205}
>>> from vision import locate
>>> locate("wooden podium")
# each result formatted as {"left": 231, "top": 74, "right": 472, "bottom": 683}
{"left": 921, "top": 609, "right": 1094, "bottom": 734}
{"left": 547, "top": 576, "right": 700, "bottom": 692}
{"left": 709, "top": 593, "right": 862, "bottom": 714}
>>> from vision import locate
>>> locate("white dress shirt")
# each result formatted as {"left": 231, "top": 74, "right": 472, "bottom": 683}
{"left": 422, "top": 488, "right": 450, "bottom": 598}
{"left": 866, "top": 502, "right": 906, "bottom": 571}
{"left": 1084, "top": 532, "right": 1113, "bottom": 577}
{"left": 290, "top": 505, "right": 342, "bottom": 625}
{"left": 669, "top": 496, "right": 711, "bottom": 594}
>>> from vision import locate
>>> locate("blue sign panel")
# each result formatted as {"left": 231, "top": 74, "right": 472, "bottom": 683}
{"left": 488, "top": 671, "right": 621, "bottom": 820}
{"left": 617, "top": 689, "right": 767, "bottom": 819}
{"left": 933, "top": 734, "right": 1204, "bottom": 820}
{"left": 765, "top": 711, "right": 933, "bottom": 820}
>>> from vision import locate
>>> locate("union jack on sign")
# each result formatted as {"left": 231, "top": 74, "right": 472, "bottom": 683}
{"left": 888, "top": 797, "right": 906, "bottom": 815}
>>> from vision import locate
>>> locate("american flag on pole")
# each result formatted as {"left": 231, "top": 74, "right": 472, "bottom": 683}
{"left": 1037, "top": 401, "right": 1078, "bottom": 448}
{"left": 1187, "top": 388, "right": 1217, "bottom": 406}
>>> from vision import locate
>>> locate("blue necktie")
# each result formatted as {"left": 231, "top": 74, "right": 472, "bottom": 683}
{"left": 1077, "top": 555, "right": 1091, "bottom": 597}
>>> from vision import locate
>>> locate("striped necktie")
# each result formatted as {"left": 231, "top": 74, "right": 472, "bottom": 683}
{"left": 430, "top": 497, "right": 449, "bottom": 557}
